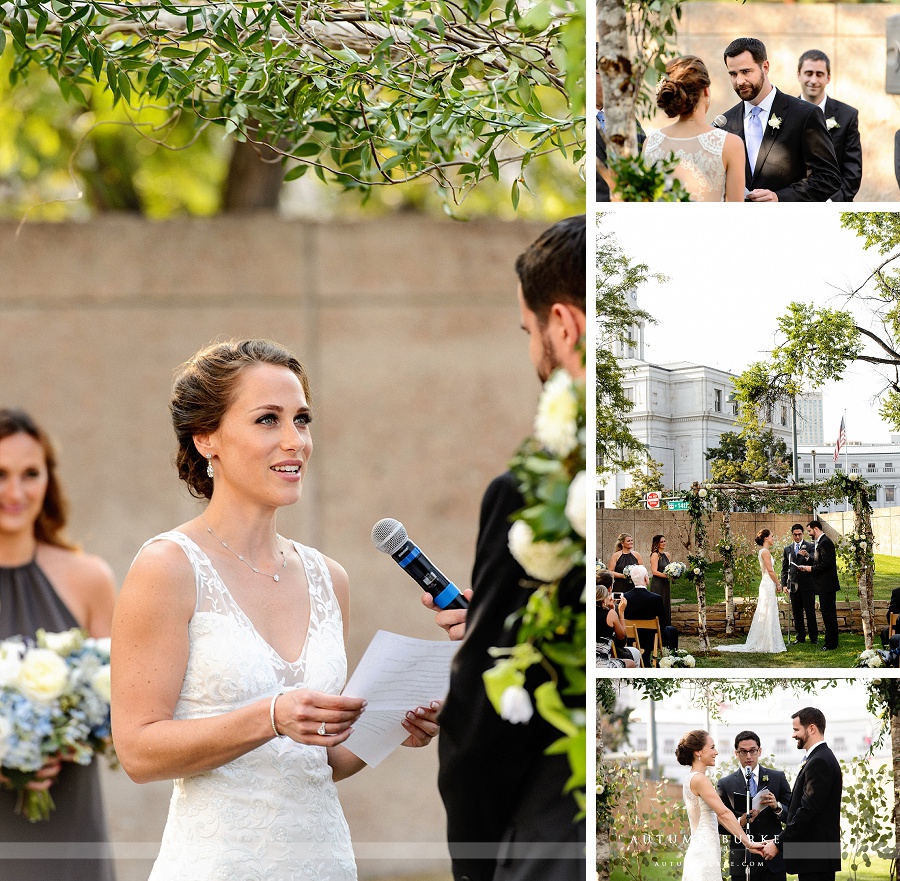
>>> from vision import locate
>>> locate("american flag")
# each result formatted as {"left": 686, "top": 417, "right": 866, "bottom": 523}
{"left": 834, "top": 416, "right": 847, "bottom": 463}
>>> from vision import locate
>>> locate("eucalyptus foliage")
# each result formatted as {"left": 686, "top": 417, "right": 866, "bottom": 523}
{"left": 0, "top": 0, "right": 584, "bottom": 206}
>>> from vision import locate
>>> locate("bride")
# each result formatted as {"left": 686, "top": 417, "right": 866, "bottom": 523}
{"left": 643, "top": 55, "right": 745, "bottom": 202}
{"left": 677, "top": 730, "right": 764, "bottom": 880}
{"left": 718, "top": 529, "right": 786, "bottom": 654}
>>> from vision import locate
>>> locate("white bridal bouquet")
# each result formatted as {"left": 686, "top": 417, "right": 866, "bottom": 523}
{"left": 0, "top": 628, "right": 115, "bottom": 821}
{"left": 658, "top": 648, "right": 695, "bottom": 669}
{"left": 663, "top": 561, "right": 686, "bottom": 580}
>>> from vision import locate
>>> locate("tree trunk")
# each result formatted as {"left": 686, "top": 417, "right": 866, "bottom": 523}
{"left": 596, "top": 0, "right": 639, "bottom": 176}
{"left": 892, "top": 713, "right": 900, "bottom": 874}
{"left": 723, "top": 507, "right": 734, "bottom": 636}
{"left": 222, "top": 134, "right": 285, "bottom": 212}
{"left": 696, "top": 526, "right": 710, "bottom": 651}
{"left": 597, "top": 699, "right": 610, "bottom": 881}
{"left": 855, "top": 513, "right": 876, "bottom": 649}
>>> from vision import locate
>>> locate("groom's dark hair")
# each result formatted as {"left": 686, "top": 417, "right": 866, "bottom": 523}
{"left": 792, "top": 707, "right": 826, "bottom": 733}
{"left": 807, "top": 520, "right": 823, "bottom": 531}
{"left": 734, "top": 731, "right": 760, "bottom": 749}
{"left": 515, "top": 215, "right": 585, "bottom": 325}
{"left": 724, "top": 37, "right": 767, "bottom": 66}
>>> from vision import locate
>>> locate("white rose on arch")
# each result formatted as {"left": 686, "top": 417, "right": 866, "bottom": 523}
{"left": 564, "top": 471, "right": 587, "bottom": 537}
{"left": 533, "top": 370, "right": 579, "bottom": 457}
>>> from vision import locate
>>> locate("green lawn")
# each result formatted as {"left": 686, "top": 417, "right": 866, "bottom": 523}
{"left": 609, "top": 853, "right": 893, "bottom": 881}
{"left": 670, "top": 554, "right": 900, "bottom": 606}
{"left": 683, "top": 633, "right": 867, "bottom": 668}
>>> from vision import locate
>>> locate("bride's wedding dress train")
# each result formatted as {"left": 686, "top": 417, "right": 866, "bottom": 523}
{"left": 682, "top": 770, "right": 724, "bottom": 880}
{"left": 717, "top": 550, "right": 786, "bottom": 654}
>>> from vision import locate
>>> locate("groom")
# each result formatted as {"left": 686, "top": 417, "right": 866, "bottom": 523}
{"left": 761, "top": 708, "right": 842, "bottom": 881}
{"left": 716, "top": 730, "right": 791, "bottom": 881}
{"left": 796, "top": 520, "right": 840, "bottom": 651}
{"left": 718, "top": 37, "right": 840, "bottom": 202}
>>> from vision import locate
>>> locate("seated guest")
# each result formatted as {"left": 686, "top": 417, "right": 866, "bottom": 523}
{"left": 596, "top": 572, "right": 638, "bottom": 667}
{"left": 880, "top": 586, "right": 900, "bottom": 648}
{"left": 623, "top": 565, "right": 679, "bottom": 666}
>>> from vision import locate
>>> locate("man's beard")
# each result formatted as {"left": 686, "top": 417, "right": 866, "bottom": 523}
{"left": 734, "top": 75, "right": 765, "bottom": 103}
{"left": 538, "top": 330, "right": 560, "bottom": 382}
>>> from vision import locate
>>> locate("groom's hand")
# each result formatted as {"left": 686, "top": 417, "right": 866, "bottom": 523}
{"left": 761, "top": 840, "right": 779, "bottom": 860}
{"left": 747, "top": 188, "right": 778, "bottom": 202}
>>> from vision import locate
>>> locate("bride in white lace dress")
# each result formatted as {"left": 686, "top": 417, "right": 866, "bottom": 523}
{"left": 718, "top": 529, "right": 787, "bottom": 654}
{"left": 676, "top": 730, "right": 764, "bottom": 880}
{"left": 111, "top": 340, "right": 440, "bottom": 880}
{"left": 643, "top": 55, "right": 745, "bottom": 202}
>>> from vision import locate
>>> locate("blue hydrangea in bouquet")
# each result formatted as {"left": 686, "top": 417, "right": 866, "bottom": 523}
{"left": 0, "top": 628, "right": 115, "bottom": 821}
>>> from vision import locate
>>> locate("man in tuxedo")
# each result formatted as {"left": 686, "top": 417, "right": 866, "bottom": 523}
{"left": 761, "top": 708, "right": 842, "bottom": 881}
{"left": 780, "top": 523, "right": 817, "bottom": 645}
{"left": 622, "top": 564, "right": 678, "bottom": 666}
{"left": 796, "top": 49, "right": 862, "bottom": 202}
{"left": 719, "top": 37, "right": 840, "bottom": 202}
{"left": 717, "top": 731, "right": 791, "bottom": 881}
{"left": 796, "top": 520, "right": 840, "bottom": 651}
{"left": 433, "top": 216, "right": 586, "bottom": 881}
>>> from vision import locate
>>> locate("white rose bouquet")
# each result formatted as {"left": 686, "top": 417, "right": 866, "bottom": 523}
{"left": 0, "top": 628, "right": 115, "bottom": 821}
{"left": 663, "top": 562, "right": 686, "bottom": 580}
{"left": 856, "top": 649, "right": 886, "bottom": 669}
{"left": 658, "top": 647, "right": 695, "bottom": 669}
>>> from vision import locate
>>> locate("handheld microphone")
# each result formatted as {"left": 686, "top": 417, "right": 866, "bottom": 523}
{"left": 371, "top": 518, "right": 469, "bottom": 610}
{"left": 712, "top": 114, "right": 727, "bottom": 128}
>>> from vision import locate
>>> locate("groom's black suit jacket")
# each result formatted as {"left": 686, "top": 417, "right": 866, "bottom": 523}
{"left": 437, "top": 471, "right": 584, "bottom": 881}
{"left": 778, "top": 743, "right": 842, "bottom": 876}
{"left": 720, "top": 87, "right": 840, "bottom": 201}
{"left": 780, "top": 541, "right": 814, "bottom": 594}
{"left": 716, "top": 766, "right": 791, "bottom": 880}
{"left": 809, "top": 535, "right": 840, "bottom": 595}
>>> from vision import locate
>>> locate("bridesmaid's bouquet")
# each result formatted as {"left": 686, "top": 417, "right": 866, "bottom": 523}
{"left": 0, "top": 628, "right": 115, "bottom": 821}
{"left": 663, "top": 561, "right": 686, "bottom": 580}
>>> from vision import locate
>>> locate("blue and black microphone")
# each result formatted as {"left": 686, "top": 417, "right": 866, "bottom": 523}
{"left": 371, "top": 518, "right": 469, "bottom": 610}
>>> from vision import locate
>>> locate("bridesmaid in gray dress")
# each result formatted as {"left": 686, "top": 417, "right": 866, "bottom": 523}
{"left": 0, "top": 409, "right": 117, "bottom": 881}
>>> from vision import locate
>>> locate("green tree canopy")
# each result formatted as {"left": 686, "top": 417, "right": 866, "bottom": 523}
{"left": 615, "top": 455, "right": 664, "bottom": 509}
{"left": 0, "top": 0, "right": 584, "bottom": 211}
{"left": 705, "top": 429, "right": 793, "bottom": 485}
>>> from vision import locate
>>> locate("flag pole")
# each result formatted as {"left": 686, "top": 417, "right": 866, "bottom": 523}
{"left": 844, "top": 411, "right": 849, "bottom": 514}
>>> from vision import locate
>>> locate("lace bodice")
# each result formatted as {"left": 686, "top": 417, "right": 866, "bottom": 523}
{"left": 643, "top": 128, "right": 727, "bottom": 202}
{"left": 145, "top": 530, "right": 356, "bottom": 881}
{"left": 682, "top": 771, "right": 724, "bottom": 880}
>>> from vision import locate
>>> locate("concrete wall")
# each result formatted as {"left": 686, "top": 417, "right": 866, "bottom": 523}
{"left": 824, "top": 506, "right": 900, "bottom": 557}
{"left": 646, "top": 2, "right": 900, "bottom": 202}
{"left": 0, "top": 216, "right": 548, "bottom": 881}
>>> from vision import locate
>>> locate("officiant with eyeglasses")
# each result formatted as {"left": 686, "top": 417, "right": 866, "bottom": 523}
{"left": 716, "top": 731, "right": 791, "bottom": 881}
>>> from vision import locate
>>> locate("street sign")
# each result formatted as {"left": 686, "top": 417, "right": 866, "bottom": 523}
{"left": 646, "top": 491, "right": 661, "bottom": 509}
{"left": 668, "top": 500, "right": 688, "bottom": 510}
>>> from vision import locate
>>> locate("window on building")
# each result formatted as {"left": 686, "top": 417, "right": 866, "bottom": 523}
{"left": 835, "top": 463, "right": 843, "bottom": 472}
{"left": 624, "top": 387, "right": 634, "bottom": 403}
{"left": 715, "top": 389, "right": 722, "bottom": 413}
{"left": 597, "top": 490, "right": 605, "bottom": 509}
{"left": 664, "top": 739, "right": 675, "bottom": 754}
{"left": 781, "top": 405, "right": 788, "bottom": 426}
{"left": 775, "top": 739, "right": 787, "bottom": 753}
{"left": 887, "top": 463, "right": 895, "bottom": 474}
{"left": 851, "top": 463, "right": 860, "bottom": 473}
{"left": 819, "top": 463, "right": 827, "bottom": 474}
{"left": 868, "top": 462, "right": 877, "bottom": 473}
{"left": 803, "top": 462, "right": 811, "bottom": 473}
{"left": 833, "top": 737, "right": 846, "bottom": 753}
{"left": 636, "top": 738, "right": 648, "bottom": 752}
{"left": 887, "top": 486, "right": 896, "bottom": 503}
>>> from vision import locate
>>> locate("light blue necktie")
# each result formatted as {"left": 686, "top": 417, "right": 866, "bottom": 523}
{"left": 747, "top": 106, "right": 763, "bottom": 175}
{"left": 597, "top": 109, "right": 606, "bottom": 131}
{"left": 749, "top": 773, "right": 758, "bottom": 798}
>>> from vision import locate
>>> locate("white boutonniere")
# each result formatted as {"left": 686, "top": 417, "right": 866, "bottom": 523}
{"left": 768, "top": 115, "right": 782, "bottom": 131}
{"left": 826, "top": 116, "right": 840, "bottom": 131}
{"left": 762, "top": 774, "right": 769, "bottom": 784}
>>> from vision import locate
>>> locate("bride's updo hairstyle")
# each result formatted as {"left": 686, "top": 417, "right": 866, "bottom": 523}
{"left": 676, "top": 729, "right": 710, "bottom": 766}
{"left": 656, "top": 55, "right": 710, "bottom": 118}
{"left": 170, "top": 339, "right": 311, "bottom": 500}
{"left": 755, "top": 529, "right": 771, "bottom": 547}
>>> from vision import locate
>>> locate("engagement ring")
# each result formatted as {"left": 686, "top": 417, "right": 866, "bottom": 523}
{"left": 317, "top": 722, "right": 327, "bottom": 736}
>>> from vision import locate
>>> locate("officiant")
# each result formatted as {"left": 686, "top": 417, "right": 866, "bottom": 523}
{"left": 716, "top": 731, "right": 791, "bottom": 881}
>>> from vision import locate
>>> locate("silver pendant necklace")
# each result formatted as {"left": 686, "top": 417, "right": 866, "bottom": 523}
{"left": 201, "top": 513, "right": 286, "bottom": 582}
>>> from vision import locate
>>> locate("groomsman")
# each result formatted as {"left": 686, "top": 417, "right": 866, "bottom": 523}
{"left": 796, "top": 49, "right": 862, "bottom": 202}
{"left": 717, "top": 731, "right": 791, "bottom": 881}
{"left": 797, "top": 521, "right": 840, "bottom": 651}
{"left": 719, "top": 37, "right": 840, "bottom": 202}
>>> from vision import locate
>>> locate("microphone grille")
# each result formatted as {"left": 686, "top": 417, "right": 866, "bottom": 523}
{"left": 712, "top": 115, "right": 726, "bottom": 128}
{"left": 372, "top": 518, "right": 408, "bottom": 554}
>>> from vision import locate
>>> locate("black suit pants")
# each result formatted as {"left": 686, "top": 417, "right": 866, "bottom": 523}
{"left": 818, "top": 591, "right": 839, "bottom": 649}
{"left": 729, "top": 866, "right": 785, "bottom": 881}
{"left": 790, "top": 589, "right": 818, "bottom": 641}
{"left": 797, "top": 872, "right": 835, "bottom": 881}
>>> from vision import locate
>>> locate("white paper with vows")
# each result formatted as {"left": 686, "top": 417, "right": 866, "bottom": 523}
{"left": 342, "top": 629, "right": 460, "bottom": 767}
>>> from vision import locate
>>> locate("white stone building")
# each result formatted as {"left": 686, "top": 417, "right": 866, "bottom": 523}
{"left": 798, "top": 440, "right": 900, "bottom": 510}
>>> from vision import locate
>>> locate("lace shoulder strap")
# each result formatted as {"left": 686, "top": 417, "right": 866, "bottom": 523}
{"left": 643, "top": 129, "right": 664, "bottom": 152}
{"left": 137, "top": 531, "right": 208, "bottom": 613}
{"left": 699, "top": 127, "right": 727, "bottom": 155}
{"left": 290, "top": 541, "right": 341, "bottom": 613}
